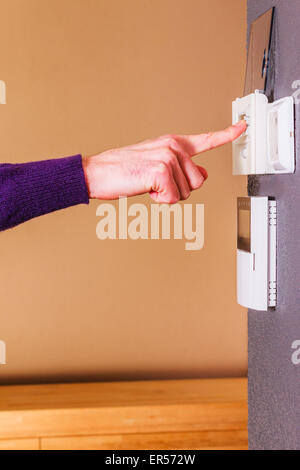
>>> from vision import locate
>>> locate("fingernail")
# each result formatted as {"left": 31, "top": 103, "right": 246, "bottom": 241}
{"left": 199, "top": 167, "right": 208, "bottom": 180}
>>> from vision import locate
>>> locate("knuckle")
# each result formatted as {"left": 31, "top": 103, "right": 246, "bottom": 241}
{"left": 154, "top": 161, "right": 169, "bottom": 176}
{"left": 162, "top": 149, "right": 177, "bottom": 165}
{"left": 163, "top": 135, "right": 177, "bottom": 147}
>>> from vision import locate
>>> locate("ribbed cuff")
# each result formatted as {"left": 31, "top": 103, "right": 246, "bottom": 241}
{"left": 0, "top": 154, "right": 89, "bottom": 231}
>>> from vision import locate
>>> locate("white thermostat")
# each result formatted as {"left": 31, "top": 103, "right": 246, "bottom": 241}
{"left": 232, "top": 90, "right": 295, "bottom": 175}
{"left": 237, "top": 196, "right": 276, "bottom": 311}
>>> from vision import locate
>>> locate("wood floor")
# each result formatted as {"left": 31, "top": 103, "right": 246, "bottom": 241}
{"left": 0, "top": 378, "right": 248, "bottom": 450}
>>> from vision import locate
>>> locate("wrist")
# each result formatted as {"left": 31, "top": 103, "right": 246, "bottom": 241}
{"left": 82, "top": 154, "right": 109, "bottom": 199}
{"left": 82, "top": 156, "right": 94, "bottom": 199}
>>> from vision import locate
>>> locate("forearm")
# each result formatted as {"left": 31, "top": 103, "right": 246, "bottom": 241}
{"left": 0, "top": 122, "right": 246, "bottom": 232}
{"left": 0, "top": 154, "right": 89, "bottom": 231}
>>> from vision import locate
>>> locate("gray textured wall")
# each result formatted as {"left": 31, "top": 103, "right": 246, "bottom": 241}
{"left": 248, "top": 0, "right": 300, "bottom": 450}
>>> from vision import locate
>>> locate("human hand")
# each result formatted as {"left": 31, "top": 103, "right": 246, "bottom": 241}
{"left": 82, "top": 120, "right": 246, "bottom": 204}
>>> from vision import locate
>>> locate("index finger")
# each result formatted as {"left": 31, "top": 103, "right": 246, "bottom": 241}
{"left": 177, "top": 120, "right": 247, "bottom": 157}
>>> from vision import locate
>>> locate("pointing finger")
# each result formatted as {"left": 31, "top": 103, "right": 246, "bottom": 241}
{"left": 177, "top": 120, "right": 247, "bottom": 157}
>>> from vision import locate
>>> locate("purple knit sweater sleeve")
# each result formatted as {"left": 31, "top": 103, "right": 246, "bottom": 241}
{"left": 0, "top": 154, "right": 89, "bottom": 231}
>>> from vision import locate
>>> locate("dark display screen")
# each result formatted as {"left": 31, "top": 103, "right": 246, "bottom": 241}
{"left": 237, "top": 198, "right": 251, "bottom": 252}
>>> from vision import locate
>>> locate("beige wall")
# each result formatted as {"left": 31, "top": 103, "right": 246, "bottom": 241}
{"left": 0, "top": 0, "right": 247, "bottom": 384}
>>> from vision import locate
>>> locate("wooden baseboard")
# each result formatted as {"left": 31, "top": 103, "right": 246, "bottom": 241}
{"left": 0, "top": 378, "right": 247, "bottom": 450}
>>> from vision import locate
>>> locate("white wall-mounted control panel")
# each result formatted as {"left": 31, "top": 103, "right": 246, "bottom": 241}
{"left": 232, "top": 90, "right": 294, "bottom": 175}
{"left": 237, "top": 196, "right": 276, "bottom": 311}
